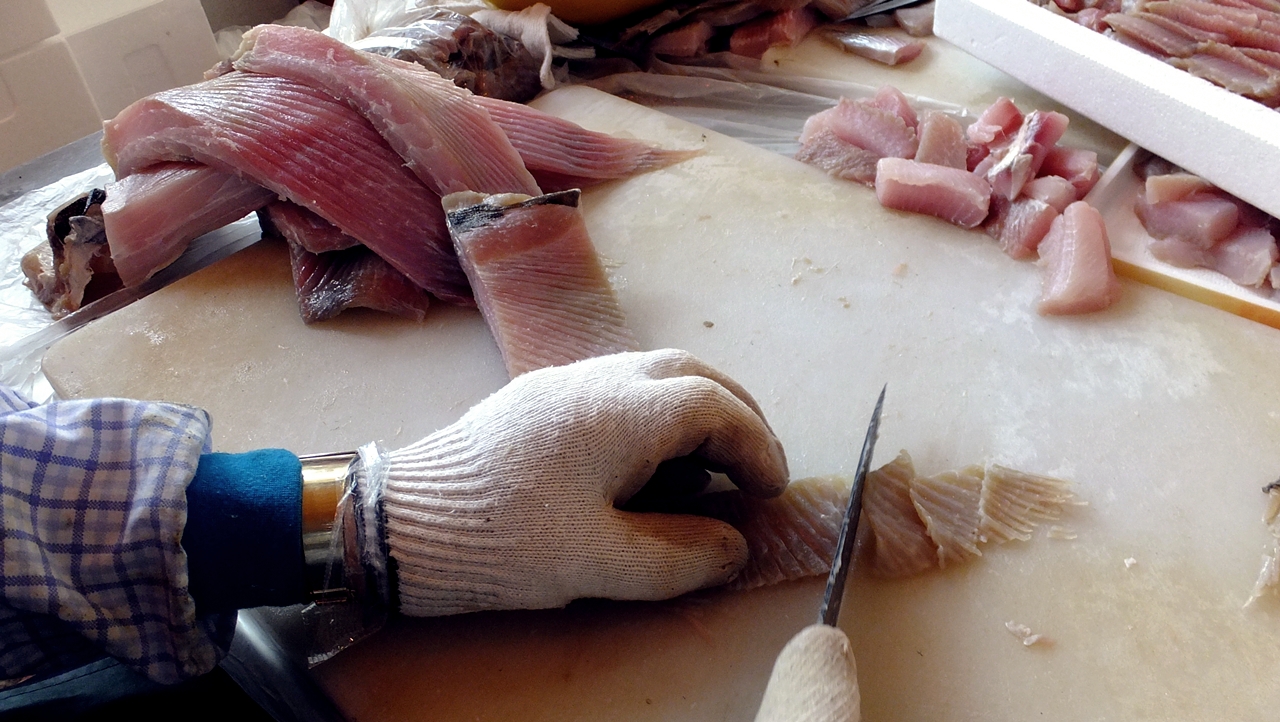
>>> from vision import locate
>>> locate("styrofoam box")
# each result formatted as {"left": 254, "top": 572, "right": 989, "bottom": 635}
{"left": 0, "top": 0, "right": 60, "bottom": 59}
{"left": 935, "top": 0, "right": 1280, "bottom": 219}
{"left": 0, "top": 36, "right": 101, "bottom": 173}
{"left": 49, "top": 0, "right": 219, "bottom": 120}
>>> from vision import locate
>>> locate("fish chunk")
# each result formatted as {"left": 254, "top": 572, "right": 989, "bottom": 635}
{"left": 821, "top": 26, "right": 926, "bottom": 65}
{"left": 233, "top": 25, "right": 540, "bottom": 197}
{"left": 444, "top": 189, "right": 640, "bottom": 378}
{"left": 894, "top": 2, "right": 936, "bottom": 37}
{"left": 1134, "top": 195, "right": 1240, "bottom": 248}
{"left": 103, "top": 163, "right": 275, "bottom": 287}
{"left": 1038, "top": 147, "right": 1100, "bottom": 200}
{"left": 257, "top": 200, "right": 360, "bottom": 255}
{"left": 651, "top": 20, "right": 715, "bottom": 57}
{"left": 913, "top": 111, "right": 967, "bottom": 169}
{"left": 1144, "top": 172, "right": 1215, "bottom": 204}
{"left": 984, "top": 110, "right": 1070, "bottom": 200}
{"left": 1037, "top": 201, "right": 1122, "bottom": 315}
{"left": 730, "top": 8, "right": 818, "bottom": 58}
{"left": 1210, "top": 226, "right": 1278, "bottom": 286}
{"left": 800, "top": 97, "right": 918, "bottom": 160}
{"left": 985, "top": 196, "right": 1061, "bottom": 260}
{"left": 874, "top": 157, "right": 992, "bottom": 229}
{"left": 965, "top": 97, "right": 1023, "bottom": 148}
{"left": 1022, "top": 175, "right": 1078, "bottom": 212}
{"left": 794, "top": 127, "right": 882, "bottom": 185}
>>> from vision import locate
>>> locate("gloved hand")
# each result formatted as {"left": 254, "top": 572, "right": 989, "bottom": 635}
{"left": 380, "top": 348, "right": 789, "bottom": 616}
{"left": 755, "top": 624, "right": 861, "bottom": 722}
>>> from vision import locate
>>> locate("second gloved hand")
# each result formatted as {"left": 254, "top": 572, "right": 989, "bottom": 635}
{"left": 382, "top": 349, "right": 789, "bottom": 616}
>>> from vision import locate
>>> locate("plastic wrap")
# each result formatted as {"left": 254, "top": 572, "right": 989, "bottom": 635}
{"left": 326, "top": 0, "right": 494, "bottom": 43}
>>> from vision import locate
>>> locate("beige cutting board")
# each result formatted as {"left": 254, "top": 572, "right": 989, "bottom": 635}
{"left": 44, "top": 85, "right": 1280, "bottom": 721}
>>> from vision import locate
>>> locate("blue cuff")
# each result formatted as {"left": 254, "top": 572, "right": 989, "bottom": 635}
{"left": 182, "top": 449, "right": 305, "bottom": 612}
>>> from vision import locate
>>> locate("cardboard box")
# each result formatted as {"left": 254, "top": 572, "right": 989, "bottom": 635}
{"left": 50, "top": 0, "right": 219, "bottom": 119}
{"left": 0, "top": 0, "right": 60, "bottom": 59}
{"left": 0, "top": 36, "right": 102, "bottom": 173}
{"left": 935, "top": 0, "right": 1280, "bottom": 219}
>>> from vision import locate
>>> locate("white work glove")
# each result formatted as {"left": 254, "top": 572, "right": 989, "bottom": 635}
{"left": 381, "top": 349, "right": 789, "bottom": 616}
{"left": 755, "top": 624, "right": 861, "bottom": 722}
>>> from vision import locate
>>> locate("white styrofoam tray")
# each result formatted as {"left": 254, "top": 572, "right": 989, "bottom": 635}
{"left": 935, "top": 0, "right": 1280, "bottom": 220}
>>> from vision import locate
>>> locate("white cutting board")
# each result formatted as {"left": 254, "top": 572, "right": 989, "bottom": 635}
{"left": 44, "top": 86, "right": 1280, "bottom": 721}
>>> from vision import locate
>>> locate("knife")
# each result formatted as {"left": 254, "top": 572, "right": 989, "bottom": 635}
{"left": 753, "top": 385, "right": 885, "bottom": 722}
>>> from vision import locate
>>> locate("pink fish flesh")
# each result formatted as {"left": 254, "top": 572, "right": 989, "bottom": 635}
{"left": 729, "top": 7, "right": 818, "bottom": 58}
{"left": 984, "top": 110, "right": 1071, "bottom": 200}
{"left": 1169, "top": 43, "right": 1280, "bottom": 103}
{"left": 472, "top": 95, "right": 700, "bottom": 191}
{"left": 894, "top": 2, "right": 936, "bottom": 37}
{"left": 985, "top": 196, "right": 1061, "bottom": 260}
{"left": 1144, "top": 172, "right": 1215, "bottom": 203}
{"left": 1076, "top": 7, "right": 1109, "bottom": 30}
{"left": 874, "top": 157, "right": 992, "bottom": 229}
{"left": 256, "top": 199, "right": 360, "bottom": 254}
{"left": 101, "top": 71, "right": 470, "bottom": 303}
{"left": 443, "top": 190, "right": 640, "bottom": 378}
{"left": 261, "top": 204, "right": 433, "bottom": 323}
{"left": 913, "top": 111, "right": 967, "bottom": 169}
{"left": 799, "top": 97, "right": 918, "bottom": 160}
{"left": 1134, "top": 195, "right": 1240, "bottom": 247}
{"left": 965, "top": 97, "right": 1023, "bottom": 147}
{"left": 651, "top": 20, "right": 715, "bottom": 57}
{"left": 1022, "top": 175, "right": 1078, "bottom": 212}
{"left": 794, "top": 126, "right": 882, "bottom": 185}
{"left": 232, "top": 25, "right": 540, "bottom": 197}
{"left": 102, "top": 163, "right": 275, "bottom": 287}
{"left": 1103, "top": 13, "right": 1201, "bottom": 57}
{"left": 1037, "top": 201, "right": 1121, "bottom": 315}
{"left": 1210, "top": 226, "right": 1278, "bottom": 285}
{"left": 1038, "top": 146, "right": 1099, "bottom": 200}
{"left": 821, "top": 26, "right": 926, "bottom": 65}
{"left": 868, "top": 85, "right": 919, "bottom": 131}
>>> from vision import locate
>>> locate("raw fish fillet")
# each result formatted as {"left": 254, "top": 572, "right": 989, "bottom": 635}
{"left": 985, "top": 196, "right": 1060, "bottom": 260}
{"left": 443, "top": 189, "right": 640, "bottom": 378}
{"left": 472, "top": 95, "right": 700, "bottom": 191}
{"left": 729, "top": 8, "right": 818, "bottom": 58}
{"left": 799, "top": 97, "right": 918, "bottom": 160}
{"left": 651, "top": 20, "right": 715, "bottom": 57}
{"left": 965, "top": 97, "right": 1023, "bottom": 147}
{"left": 1209, "top": 226, "right": 1278, "bottom": 285}
{"left": 694, "top": 450, "right": 1077, "bottom": 589}
{"left": 1134, "top": 195, "right": 1240, "bottom": 247}
{"left": 913, "top": 111, "right": 967, "bottom": 169}
{"left": 285, "top": 242, "right": 433, "bottom": 323}
{"left": 101, "top": 71, "right": 470, "bottom": 303}
{"left": 1103, "top": 13, "right": 1201, "bottom": 57}
{"left": 103, "top": 163, "right": 276, "bottom": 287}
{"left": 1037, "top": 201, "right": 1122, "bottom": 315}
{"left": 1038, "top": 147, "right": 1099, "bottom": 200}
{"left": 1144, "top": 172, "right": 1215, "bottom": 203}
{"left": 874, "top": 157, "right": 991, "bottom": 229}
{"left": 232, "top": 25, "right": 540, "bottom": 197}
{"left": 256, "top": 199, "right": 360, "bottom": 255}
{"left": 794, "top": 127, "right": 882, "bottom": 185}
{"left": 1170, "top": 43, "right": 1280, "bottom": 103}
{"left": 894, "top": 2, "right": 936, "bottom": 36}
{"left": 1022, "top": 175, "right": 1078, "bottom": 212}
{"left": 820, "top": 26, "right": 926, "bottom": 65}
{"left": 867, "top": 85, "right": 919, "bottom": 131}
{"left": 984, "top": 110, "right": 1070, "bottom": 200}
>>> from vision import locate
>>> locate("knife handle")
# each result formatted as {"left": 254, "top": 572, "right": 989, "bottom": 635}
{"left": 754, "top": 624, "right": 861, "bottom": 722}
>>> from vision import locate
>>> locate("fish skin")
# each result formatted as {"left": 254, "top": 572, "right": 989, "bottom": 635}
{"left": 233, "top": 24, "right": 540, "bottom": 197}
{"left": 444, "top": 190, "right": 640, "bottom": 378}
{"left": 103, "top": 163, "right": 275, "bottom": 288}
{"left": 284, "top": 240, "right": 433, "bottom": 324}
{"left": 102, "top": 71, "right": 471, "bottom": 304}
{"left": 910, "top": 466, "right": 985, "bottom": 568}
{"left": 257, "top": 199, "right": 360, "bottom": 255}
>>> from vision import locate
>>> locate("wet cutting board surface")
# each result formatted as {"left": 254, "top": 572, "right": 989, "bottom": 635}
{"left": 44, "top": 79, "right": 1280, "bottom": 720}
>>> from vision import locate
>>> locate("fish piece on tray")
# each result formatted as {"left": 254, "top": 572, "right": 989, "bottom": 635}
{"left": 690, "top": 450, "right": 1077, "bottom": 590}
{"left": 1037, "top": 201, "right": 1121, "bottom": 315}
{"left": 102, "top": 70, "right": 470, "bottom": 304}
{"left": 874, "top": 157, "right": 992, "bottom": 229}
{"left": 103, "top": 163, "right": 277, "bottom": 287}
{"left": 820, "top": 25, "right": 927, "bottom": 65}
{"left": 443, "top": 189, "right": 640, "bottom": 378}
{"left": 233, "top": 24, "right": 540, "bottom": 197}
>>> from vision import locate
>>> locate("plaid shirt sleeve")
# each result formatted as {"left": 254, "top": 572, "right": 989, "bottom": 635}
{"left": 0, "top": 385, "right": 235, "bottom": 687}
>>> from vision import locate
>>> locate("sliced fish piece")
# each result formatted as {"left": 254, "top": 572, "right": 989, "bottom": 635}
{"left": 101, "top": 71, "right": 470, "bottom": 303}
{"left": 1038, "top": 146, "right": 1100, "bottom": 200}
{"left": 965, "top": 97, "right": 1023, "bottom": 148}
{"left": 443, "top": 190, "right": 640, "bottom": 378}
{"left": 874, "top": 157, "right": 992, "bottom": 229}
{"left": 256, "top": 199, "right": 360, "bottom": 255}
{"left": 729, "top": 7, "right": 818, "bottom": 58}
{"left": 651, "top": 20, "right": 716, "bottom": 57}
{"left": 1144, "top": 172, "right": 1216, "bottom": 204}
{"left": 1210, "top": 226, "right": 1278, "bottom": 286}
{"left": 910, "top": 465, "right": 985, "bottom": 567}
{"left": 980, "top": 465, "right": 1076, "bottom": 544}
{"left": 858, "top": 451, "right": 938, "bottom": 578}
{"left": 800, "top": 97, "right": 918, "bottom": 160}
{"left": 794, "top": 126, "right": 882, "bottom": 185}
{"left": 894, "top": 2, "right": 936, "bottom": 36}
{"left": 821, "top": 26, "right": 926, "bottom": 65}
{"left": 284, "top": 242, "right": 433, "bottom": 324}
{"left": 233, "top": 24, "right": 540, "bottom": 197}
{"left": 1103, "top": 12, "right": 1201, "bottom": 57}
{"left": 1134, "top": 195, "right": 1240, "bottom": 248}
{"left": 1022, "top": 175, "right": 1078, "bottom": 212}
{"left": 914, "top": 111, "right": 967, "bottom": 169}
{"left": 985, "top": 196, "right": 1061, "bottom": 260}
{"left": 1037, "top": 201, "right": 1122, "bottom": 315}
{"left": 102, "top": 163, "right": 276, "bottom": 288}
{"left": 985, "top": 110, "right": 1070, "bottom": 200}
{"left": 868, "top": 85, "right": 919, "bottom": 131}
